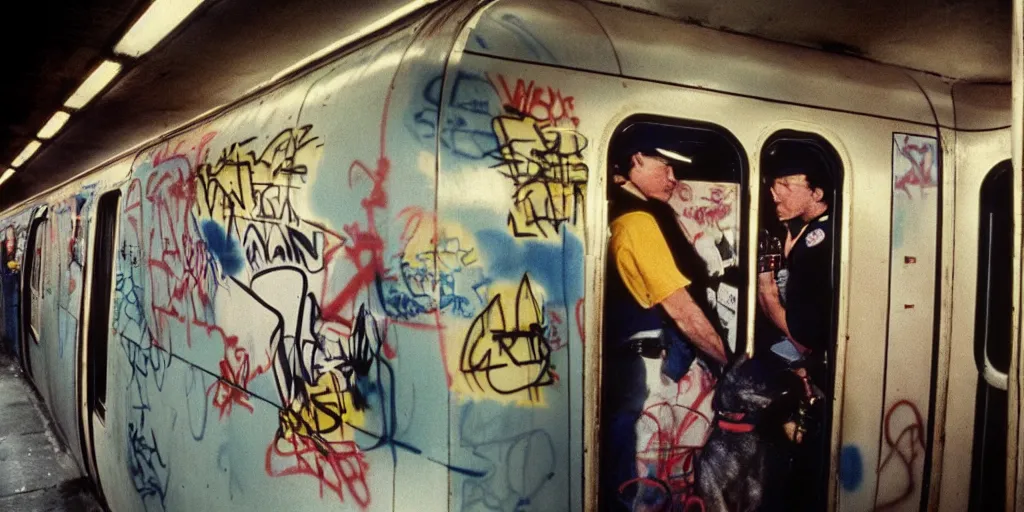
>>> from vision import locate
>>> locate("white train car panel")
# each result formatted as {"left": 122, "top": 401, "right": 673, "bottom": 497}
{"left": 0, "top": 1, "right": 1014, "bottom": 511}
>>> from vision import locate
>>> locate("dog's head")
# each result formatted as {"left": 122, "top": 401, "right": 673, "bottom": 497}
{"left": 713, "top": 356, "right": 804, "bottom": 416}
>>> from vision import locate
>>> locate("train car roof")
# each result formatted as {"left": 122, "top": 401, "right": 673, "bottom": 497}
{"left": 596, "top": 0, "right": 1008, "bottom": 83}
{"left": 463, "top": 0, "right": 962, "bottom": 127}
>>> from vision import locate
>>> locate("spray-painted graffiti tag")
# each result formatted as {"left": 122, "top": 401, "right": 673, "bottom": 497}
{"left": 894, "top": 136, "right": 937, "bottom": 199}
{"left": 490, "top": 74, "right": 579, "bottom": 128}
{"left": 491, "top": 107, "right": 588, "bottom": 239}
{"left": 193, "top": 125, "right": 332, "bottom": 275}
{"left": 874, "top": 400, "right": 926, "bottom": 511}
{"left": 459, "top": 274, "right": 553, "bottom": 402}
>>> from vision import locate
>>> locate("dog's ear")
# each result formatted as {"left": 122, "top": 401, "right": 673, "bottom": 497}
{"left": 722, "top": 356, "right": 739, "bottom": 375}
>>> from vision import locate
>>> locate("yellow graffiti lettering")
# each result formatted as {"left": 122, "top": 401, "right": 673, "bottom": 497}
{"left": 456, "top": 274, "right": 553, "bottom": 404}
{"left": 279, "top": 372, "right": 365, "bottom": 451}
{"left": 492, "top": 113, "right": 588, "bottom": 238}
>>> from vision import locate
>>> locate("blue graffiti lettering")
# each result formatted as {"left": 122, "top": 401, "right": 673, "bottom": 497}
{"left": 406, "top": 71, "right": 501, "bottom": 161}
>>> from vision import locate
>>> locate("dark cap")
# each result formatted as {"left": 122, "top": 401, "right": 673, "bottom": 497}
{"left": 611, "top": 125, "right": 692, "bottom": 176}
{"left": 762, "top": 140, "right": 833, "bottom": 194}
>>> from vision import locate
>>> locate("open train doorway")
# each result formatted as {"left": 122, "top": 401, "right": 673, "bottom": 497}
{"left": 21, "top": 207, "right": 47, "bottom": 381}
{"left": 598, "top": 117, "right": 747, "bottom": 510}
{"left": 78, "top": 189, "right": 120, "bottom": 495}
{"left": 597, "top": 119, "right": 845, "bottom": 511}
{"left": 755, "top": 131, "right": 843, "bottom": 511}
{"left": 967, "top": 161, "right": 1011, "bottom": 511}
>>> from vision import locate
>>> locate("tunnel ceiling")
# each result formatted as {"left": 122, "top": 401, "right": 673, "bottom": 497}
{"left": 0, "top": 0, "right": 1012, "bottom": 211}
{"left": 0, "top": 0, "right": 147, "bottom": 202}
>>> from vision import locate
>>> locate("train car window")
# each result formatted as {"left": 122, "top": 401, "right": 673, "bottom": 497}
{"left": 755, "top": 131, "right": 843, "bottom": 511}
{"left": 28, "top": 217, "right": 47, "bottom": 340}
{"left": 968, "top": 159, "right": 1011, "bottom": 511}
{"left": 86, "top": 190, "right": 121, "bottom": 420}
{"left": 974, "top": 160, "right": 1011, "bottom": 375}
{"left": 599, "top": 117, "right": 746, "bottom": 509}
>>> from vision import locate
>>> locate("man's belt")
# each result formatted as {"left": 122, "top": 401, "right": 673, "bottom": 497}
{"left": 624, "top": 329, "right": 666, "bottom": 359}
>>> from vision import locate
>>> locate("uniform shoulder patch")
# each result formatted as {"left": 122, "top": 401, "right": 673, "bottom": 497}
{"left": 805, "top": 228, "right": 826, "bottom": 247}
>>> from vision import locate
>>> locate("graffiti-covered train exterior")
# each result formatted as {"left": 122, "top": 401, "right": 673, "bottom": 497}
{"left": 0, "top": 0, "right": 1014, "bottom": 510}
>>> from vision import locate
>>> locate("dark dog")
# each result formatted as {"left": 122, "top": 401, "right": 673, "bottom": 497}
{"left": 696, "top": 356, "right": 813, "bottom": 512}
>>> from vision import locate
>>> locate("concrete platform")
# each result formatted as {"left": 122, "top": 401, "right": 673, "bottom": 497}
{"left": 0, "top": 352, "right": 104, "bottom": 511}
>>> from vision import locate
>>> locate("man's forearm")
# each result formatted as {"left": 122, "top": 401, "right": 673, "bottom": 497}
{"left": 758, "top": 273, "right": 792, "bottom": 339}
{"left": 674, "top": 315, "right": 727, "bottom": 364}
{"left": 661, "top": 288, "right": 727, "bottom": 364}
{"left": 761, "top": 290, "right": 791, "bottom": 338}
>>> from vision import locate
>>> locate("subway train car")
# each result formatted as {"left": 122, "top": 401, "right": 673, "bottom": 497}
{"left": 0, "top": 0, "right": 1015, "bottom": 510}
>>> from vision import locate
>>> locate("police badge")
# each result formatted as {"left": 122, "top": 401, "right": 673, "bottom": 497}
{"left": 805, "top": 228, "right": 826, "bottom": 247}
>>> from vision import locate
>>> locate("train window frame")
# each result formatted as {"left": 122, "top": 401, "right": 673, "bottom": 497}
{"left": 85, "top": 190, "right": 121, "bottom": 422}
{"left": 755, "top": 131, "right": 844, "bottom": 358}
{"left": 967, "top": 159, "right": 1011, "bottom": 511}
{"left": 973, "top": 159, "right": 1012, "bottom": 379}
{"left": 602, "top": 114, "right": 751, "bottom": 353}
{"left": 754, "top": 130, "right": 844, "bottom": 508}
{"left": 27, "top": 216, "right": 47, "bottom": 342}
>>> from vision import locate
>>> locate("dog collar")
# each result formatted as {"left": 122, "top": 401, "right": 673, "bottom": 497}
{"left": 717, "top": 412, "right": 755, "bottom": 433}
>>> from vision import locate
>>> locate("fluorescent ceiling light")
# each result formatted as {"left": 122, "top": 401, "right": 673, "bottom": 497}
{"left": 0, "top": 169, "right": 13, "bottom": 187}
{"left": 114, "top": 0, "right": 206, "bottom": 57}
{"left": 37, "top": 111, "right": 71, "bottom": 140}
{"left": 65, "top": 60, "right": 122, "bottom": 109}
{"left": 12, "top": 141, "right": 41, "bottom": 168}
{"left": 656, "top": 148, "right": 693, "bottom": 164}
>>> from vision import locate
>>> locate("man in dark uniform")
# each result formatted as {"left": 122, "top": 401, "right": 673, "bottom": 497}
{"left": 0, "top": 225, "right": 18, "bottom": 355}
{"left": 601, "top": 131, "right": 728, "bottom": 511}
{"left": 756, "top": 140, "right": 836, "bottom": 511}
{"left": 1, "top": 226, "right": 16, "bottom": 271}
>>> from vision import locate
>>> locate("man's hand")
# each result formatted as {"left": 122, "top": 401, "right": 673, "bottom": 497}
{"left": 659, "top": 287, "right": 727, "bottom": 364}
{"left": 783, "top": 420, "right": 804, "bottom": 444}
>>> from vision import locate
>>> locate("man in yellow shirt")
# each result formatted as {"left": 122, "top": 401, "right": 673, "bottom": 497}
{"left": 601, "top": 134, "right": 728, "bottom": 511}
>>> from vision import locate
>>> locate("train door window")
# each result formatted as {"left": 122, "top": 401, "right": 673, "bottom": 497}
{"left": 86, "top": 190, "right": 121, "bottom": 420}
{"left": 968, "top": 160, "right": 1010, "bottom": 511}
{"left": 599, "top": 117, "right": 746, "bottom": 509}
{"left": 28, "top": 217, "right": 47, "bottom": 341}
{"left": 755, "top": 131, "right": 842, "bottom": 510}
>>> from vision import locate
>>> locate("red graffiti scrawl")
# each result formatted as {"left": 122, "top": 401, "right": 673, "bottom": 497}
{"left": 490, "top": 74, "right": 580, "bottom": 127}
{"left": 894, "top": 136, "right": 937, "bottom": 199}
{"left": 874, "top": 399, "right": 925, "bottom": 511}
{"left": 266, "top": 435, "right": 370, "bottom": 508}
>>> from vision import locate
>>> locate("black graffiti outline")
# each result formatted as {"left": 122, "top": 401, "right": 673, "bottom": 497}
{"left": 491, "top": 109, "right": 589, "bottom": 238}
{"left": 184, "top": 365, "right": 210, "bottom": 442}
{"left": 459, "top": 274, "right": 553, "bottom": 400}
